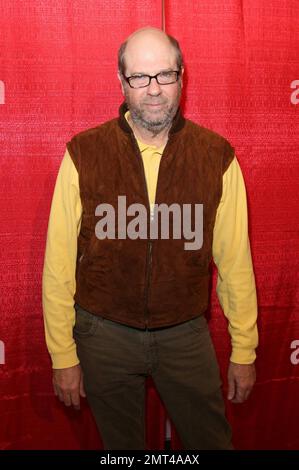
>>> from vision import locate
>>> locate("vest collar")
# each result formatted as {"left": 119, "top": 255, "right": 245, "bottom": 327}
{"left": 118, "top": 101, "right": 185, "bottom": 135}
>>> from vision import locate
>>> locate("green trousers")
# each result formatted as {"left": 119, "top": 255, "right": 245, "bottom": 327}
{"left": 74, "top": 303, "right": 232, "bottom": 450}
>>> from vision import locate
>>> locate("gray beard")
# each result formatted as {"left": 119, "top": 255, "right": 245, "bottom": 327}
{"left": 129, "top": 104, "right": 178, "bottom": 136}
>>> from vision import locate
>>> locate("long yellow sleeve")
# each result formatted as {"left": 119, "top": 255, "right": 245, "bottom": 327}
{"left": 42, "top": 150, "right": 82, "bottom": 368}
{"left": 212, "top": 157, "right": 258, "bottom": 364}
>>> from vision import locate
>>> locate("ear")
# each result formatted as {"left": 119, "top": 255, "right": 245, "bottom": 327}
{"left": 118, "top": 71, "right": 125, "bottom": 95}
{"left": 180, "top": 67, "right": 184, "bottom": 89}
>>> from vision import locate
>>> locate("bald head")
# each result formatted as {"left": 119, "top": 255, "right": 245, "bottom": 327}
{"left": 126, "top": 26, "right": 169, "bottom": 42}
{"left": 118, "top": 27, "right": 183, "bottom": 76}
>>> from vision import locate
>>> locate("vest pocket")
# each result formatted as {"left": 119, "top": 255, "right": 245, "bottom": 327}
{"left": 78, "top": 233, "right": 97, "bottom": 265}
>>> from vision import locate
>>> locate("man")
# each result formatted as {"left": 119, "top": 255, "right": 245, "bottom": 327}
{"left": 42, "top": 27, "right": 258, "bottom": 450}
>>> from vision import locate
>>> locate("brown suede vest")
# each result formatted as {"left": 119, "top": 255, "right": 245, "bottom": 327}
{"left": 67, "top": 102, "right": 234, "bottom": 328}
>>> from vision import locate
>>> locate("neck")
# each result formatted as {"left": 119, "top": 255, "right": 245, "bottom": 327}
{"left": 128, "top": 114, "right": 170, "bottom": 147}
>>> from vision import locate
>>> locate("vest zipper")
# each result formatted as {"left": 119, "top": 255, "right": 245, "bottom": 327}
{"left": 144, "top": 240, "right": 154, "bottom": 327}
{"left": 130, "top": 132, "right": 171, "bottom": 327}
{"left": 130, "top": 135, "right": 154, "bottom": 327}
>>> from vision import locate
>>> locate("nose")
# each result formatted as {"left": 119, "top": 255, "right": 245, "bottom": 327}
{"left": 147, "top": 76, "right": 162, "bottom": 96}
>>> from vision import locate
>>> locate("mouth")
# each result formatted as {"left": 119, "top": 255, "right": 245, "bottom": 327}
{"left": 144, "top": 103, "right": 165, "bottom": 108}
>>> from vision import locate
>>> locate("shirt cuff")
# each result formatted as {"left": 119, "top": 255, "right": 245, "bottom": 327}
{"left": 50, "top": 349, "right": 80, "bottom": 369}
{"left": 230, "top": 347, "right": 256, "bottom": 365}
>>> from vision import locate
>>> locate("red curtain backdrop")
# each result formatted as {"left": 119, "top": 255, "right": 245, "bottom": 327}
{"left": 0, "top": 0, "right": 298, "bottom": 450}
{"left": 166, "top": 0, "right": 299, "bottom": 450}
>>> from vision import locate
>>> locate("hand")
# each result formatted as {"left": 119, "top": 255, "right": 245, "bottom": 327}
{"left": 227, "top": 361, "right": 256, "bottom": 403}
{"left": 53, "top": 364, "right": 86, "bottom": 410}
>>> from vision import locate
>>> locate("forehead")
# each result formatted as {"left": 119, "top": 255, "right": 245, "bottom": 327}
{"left": 124, "top": 35, "right": 177, "bottom": 74}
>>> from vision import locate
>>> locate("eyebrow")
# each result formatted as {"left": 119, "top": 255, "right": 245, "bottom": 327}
{"left": 129, "top": 68, "right": 175, "bottom": 76}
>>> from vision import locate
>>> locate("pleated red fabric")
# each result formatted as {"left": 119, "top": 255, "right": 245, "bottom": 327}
{"left": 165, "top": 0, "right": 299, "bottom": 450}
{"left": 0, "top": 0, "right": 299, "bottom": 450}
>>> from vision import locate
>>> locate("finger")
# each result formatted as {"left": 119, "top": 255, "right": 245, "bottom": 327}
{"left": 55, "top": 386, "right": 65, "bottom": 403}
{"left": 244, "top": 387, "right": 253, "bottom": 402}
{"left": 53, "top": 382, "right": 59, "bottom": 397}
{"left": 232, "top": 386, "right": 250, "bottom": 403}
{"left": 53, "top": 380, "right": 65, "bottom": 403}
{"left": 80, "top": 377, "right": 86, "bottom": 398}
{"left": 231, "top": 393, "right": 244, "bottom": 404}
{"left": 227, "top": 378, "right": 235, "bottom": 401}
{"left": 70, "top": 390, "right": 80, "bottom": 410}
{"left": 62, "top": 391, "right": 72, "bottom": 407}
{"left": 236, "top": 389, "right": 246, "bottom": 402}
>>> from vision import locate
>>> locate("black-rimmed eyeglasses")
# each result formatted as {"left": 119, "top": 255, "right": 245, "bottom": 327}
{"left": 123, "top": 70, "right": 181, "bottom": 89}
